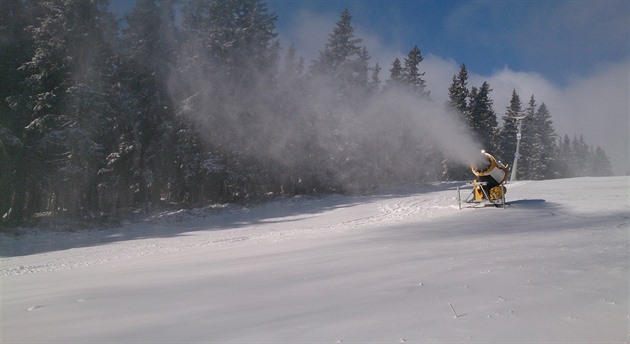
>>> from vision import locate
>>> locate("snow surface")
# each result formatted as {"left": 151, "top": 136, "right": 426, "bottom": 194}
{"left": 1, "top": 177, "right": 628, "bottom": 343}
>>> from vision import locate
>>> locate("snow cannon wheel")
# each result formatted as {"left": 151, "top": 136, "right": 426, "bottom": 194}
{"left": 489, "top": 186, "right": 506, "bottom": 201}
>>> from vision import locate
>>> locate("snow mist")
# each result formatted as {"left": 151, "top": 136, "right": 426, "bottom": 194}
{"left": 171, "top": 60, "right": 483, "bottom": 192}
{"left": 167, "top": 5, "right": 485, "bottom": 192}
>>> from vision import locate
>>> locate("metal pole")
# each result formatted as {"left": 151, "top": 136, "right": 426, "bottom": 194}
{"left": 510, "top": 116, "right": 526, "bottom": 182}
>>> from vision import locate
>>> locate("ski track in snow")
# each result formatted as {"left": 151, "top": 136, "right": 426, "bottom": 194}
{"left": 2, "top": 182, "right": 535, "bottom": 277}
{"left": 1, "top": 177, "right": 627, "bottom": 343}
{"left": 2, "top": 183, "right": 481, "bottom": 276}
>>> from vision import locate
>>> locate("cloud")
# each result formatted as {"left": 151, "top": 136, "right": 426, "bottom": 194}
{"left": 281, "top": 8, "right": 629, "bottom": 175}
{"left": 547, "top": 60, "right": 629, "bottom": 174}
{"left": 425, "top": 59, "right": 629, "bottom": 175}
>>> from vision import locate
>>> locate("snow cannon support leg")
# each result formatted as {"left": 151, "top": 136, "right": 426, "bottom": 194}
{"left": 473, "top": 181, "right": 485, "bottom": 201}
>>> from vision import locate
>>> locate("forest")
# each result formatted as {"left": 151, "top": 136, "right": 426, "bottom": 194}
{"left": 0, "top": 0, "right": 613, "bottom": 227}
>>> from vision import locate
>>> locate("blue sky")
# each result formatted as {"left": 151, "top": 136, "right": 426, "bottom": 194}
{"left": 109, "top": 0, "right": 629, "bottom": 85}
{"left": 266, "top": 0, "right": 629, "bottom": 86}
{"left": 109, "top": 0, "right": 629, "bottom": 173}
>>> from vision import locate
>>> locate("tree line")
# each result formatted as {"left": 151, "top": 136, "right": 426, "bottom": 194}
{"left": 0, "top": 0, "right": 612, "bottom": 227}
{"left": 447, "top": 64, "right": 613, "bottom": 180}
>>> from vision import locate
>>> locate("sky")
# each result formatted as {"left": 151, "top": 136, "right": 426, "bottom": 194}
{"left": 110, "top": 0, "right": 630, "bottom": 174}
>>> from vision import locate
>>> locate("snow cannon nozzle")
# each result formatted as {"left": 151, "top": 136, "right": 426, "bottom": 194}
{"left": 471, "top": 151, "right": 491, "bottom": 173}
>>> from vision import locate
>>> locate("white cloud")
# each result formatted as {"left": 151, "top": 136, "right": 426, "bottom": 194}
{"left": 427, "top": 58, "right": 630, "bottom": 175}
{"left": 282, "top": 9, "right": 629, "bottom": 175}
{"left": 548, "top": 61, "right": 629, "bottom": 174}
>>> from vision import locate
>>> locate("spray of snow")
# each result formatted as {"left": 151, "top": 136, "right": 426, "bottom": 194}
{"left": 169, "top": 54, "right": 484, "bottom": 187}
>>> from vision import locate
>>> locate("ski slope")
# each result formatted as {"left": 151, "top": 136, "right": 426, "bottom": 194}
{"left": 1, "top": 177, "right": 628, "bottom": 343}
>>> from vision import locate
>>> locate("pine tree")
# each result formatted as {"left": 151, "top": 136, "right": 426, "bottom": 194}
{"left": 447, "top": 64, "right": 469, "bottom": 116}
{"left": 556, "top": 134, "right": 572, "bottom": 178}
{"left": 179, "top": 0, "right": 281, "bottom": 182}
{"left": 282, "top": 44, "right": 303, "bottom": 79}
{"left": 103, "top": 0, "right": 182, "bottom": 210}
{"left": 532, "top": 103, "right": 557, "bottom": 179}
{"left": 368, "top": 62, "right": 381, "bottom": 95}
{"left": 310, "top": 9, "right": 361, "bottom": 74}
{"left": 468, "top": 82, "right": 498, "bottom": 154}
{"left": 443, "top": 64, "right": 470, "bottom": 180}
{"left": 517, "top": 95, "right": 539, "bottom": 180}
{"left": 402, "top": 45, "right": 429, "bottom": 97}
{"left": 309, "top": 8, "right": 367, "bottom": 98}
{"left": 571, "top": 134, "right": 590, "bottom": 176}
{"left": 233, "top": 0, "right": 279, "bottom": 83}
{"left": 591, "top": 146, "right": 613, "bottom": 176}
{"left": 498, "top": 90, "right": 522, "bottom": 167}
{"left": 0, "top": 0, "right": 37, "bottom": 225}
{"left": 386, "top": 58, "right": 404, "bottom": 90}
{"left": 182, "top": 0, "right": 278, "bottom": 86}
{"left": 355, "top": 46, "right": 371, "bottom": 94}
{"left": 20, "top": 0, "right": 118, "bottom": 217}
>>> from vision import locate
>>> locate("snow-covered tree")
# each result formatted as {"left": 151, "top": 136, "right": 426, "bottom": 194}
{"left": 19, "top": 0, "right": 118, "bottom": 217}
{"left": 0, "top": 0, "right": 36, "bottom": 225}
{"left": 101, "top": 0, "right": 182, "bottom": 209}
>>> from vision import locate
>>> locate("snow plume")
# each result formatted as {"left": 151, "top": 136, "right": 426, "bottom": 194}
{"left": 170, "top": 50, "right": 482, "bottom": 193}
{"left": 366, "top": 88, "right": 483, "bottom": 166}
{"left": 164, "top": 6, "right": 485, "bottom": 193}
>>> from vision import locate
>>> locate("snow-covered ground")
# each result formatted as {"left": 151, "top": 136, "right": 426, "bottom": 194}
{"left": 1, "top": 177, "right": 628, "bottom": 343}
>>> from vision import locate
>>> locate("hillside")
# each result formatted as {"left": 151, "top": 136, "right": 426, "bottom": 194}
{"left": 1, "top": 177, "right": 628, "bottom": 343}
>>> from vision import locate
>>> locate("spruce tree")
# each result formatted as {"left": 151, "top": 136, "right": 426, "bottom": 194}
{"left": 532, "top": 103, "right": 557, "bottom": 179}
{"left": 468, "top": 82, "right": 498, "bottom": 154}
{"left": 402, "top": 45, "right": 429, "bottom": 97}
{"left": 570, "top": 134, "right": 590, "bottom": 176}
{"left": 179, "top": 0, "right": 281, "bottom": 192}
{"left": 386, "top": 58, "right": 404, "bottom": 90}
{"left": 591, "top": 146, "right": 613, "bottom": 176}
{"left": 556, "top": 134, "right": 572, "bottom": 178}
{"left": 104, "top": 0, "right": 181, "bottom": 209}
{"left": 309, "top": 8, "right": 367, "bottom": 98}
{"left": 0, "top": 0, "right": 39, "bottom": 225}
{"left": 20, "top": 0, "right": 117, "bottom": 217}
{"left": 443, "top": 64, "right": 470, "bottom": 180}
{"left": 498, "top": 90, "right": 523, "bottom": 167}
{"left": 517, "top": 95, "right": 539, "bottom": 180}
{"left": 355, "top": 46, "right": 371, "bottom": 96}
{"left": 447, "top": 64, "right": 469, "bottom": 116}
{"left": 368, "top": 62, "right": 382, "bottom": 95}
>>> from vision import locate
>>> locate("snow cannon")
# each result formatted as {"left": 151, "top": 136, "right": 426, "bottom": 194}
{"left": 470, "top": 150, "right": 509, "bottom": 202}
{"left": 457, "top": 151, "right": 509, "bottom": 209}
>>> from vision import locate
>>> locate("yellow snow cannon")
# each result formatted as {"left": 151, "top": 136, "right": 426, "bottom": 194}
{"left": 458, "top": 150, "right": 510, "bottom": 209}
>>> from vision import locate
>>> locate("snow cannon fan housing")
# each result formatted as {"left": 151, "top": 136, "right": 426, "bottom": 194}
{"left": 470, "top": 151, "right": 509, "bottom": 201}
